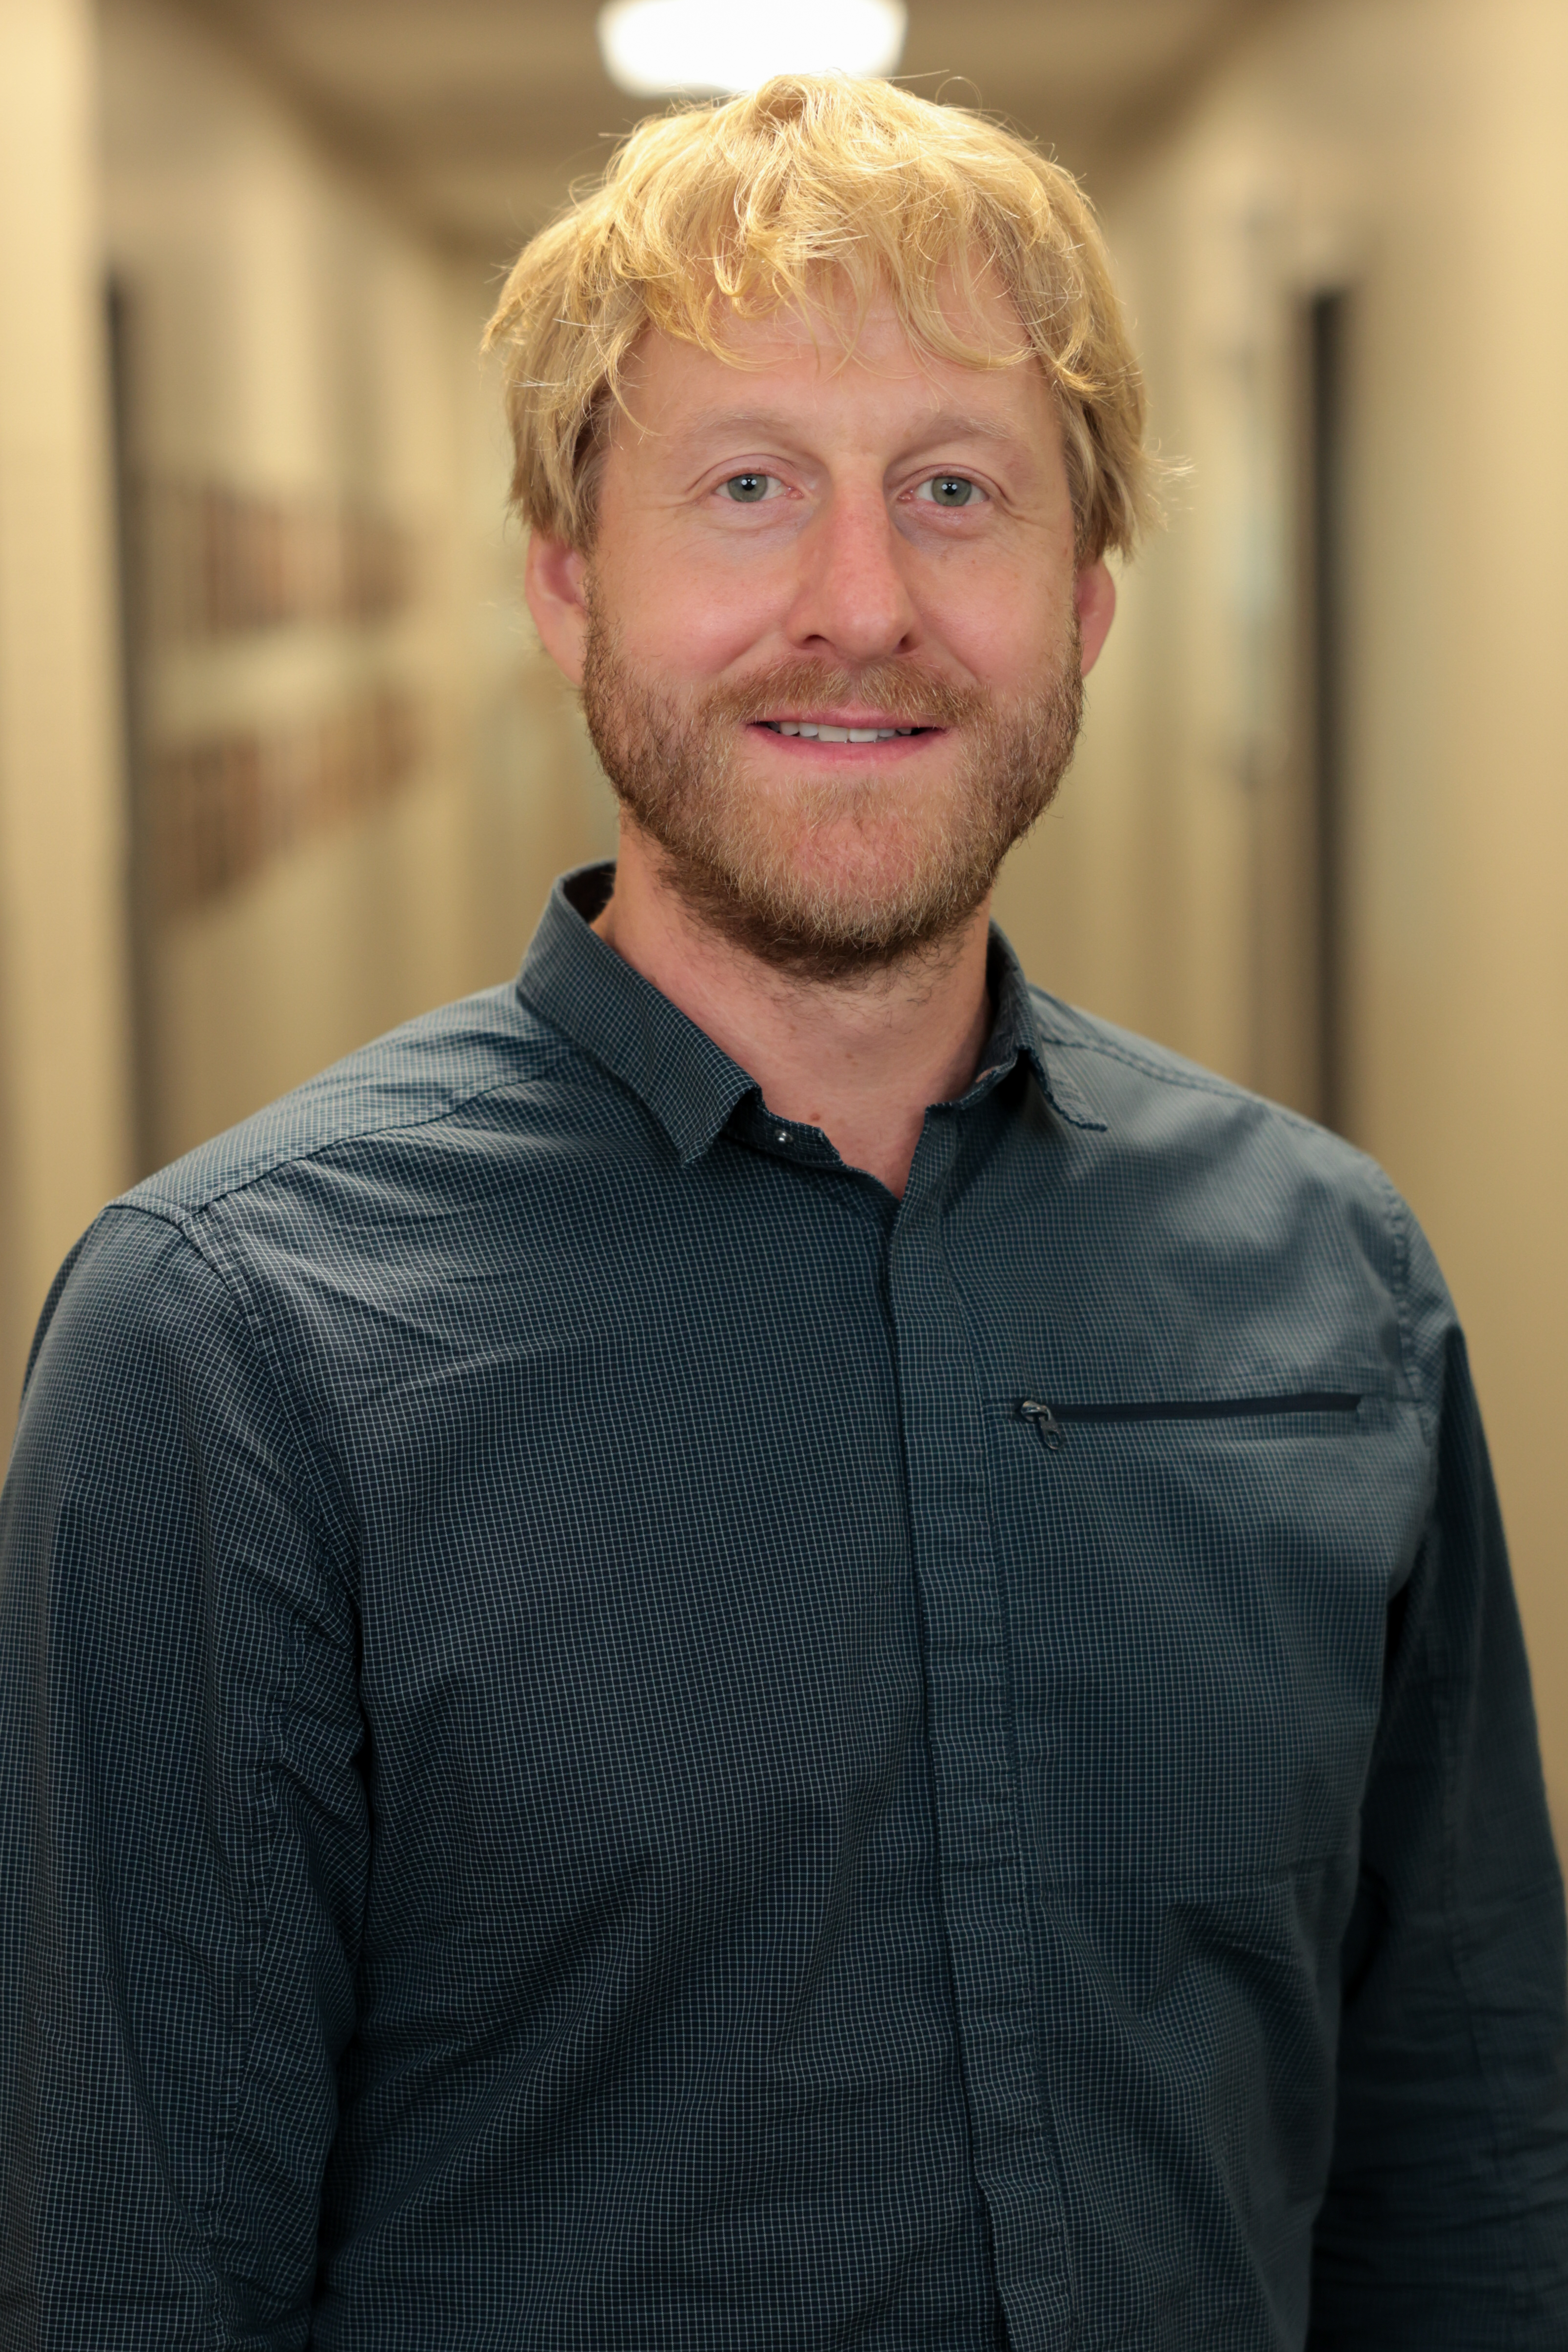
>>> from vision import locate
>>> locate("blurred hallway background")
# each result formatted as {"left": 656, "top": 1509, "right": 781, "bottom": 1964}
{"left": 2, "top": 0, "right": 1565, "bottom": 1828}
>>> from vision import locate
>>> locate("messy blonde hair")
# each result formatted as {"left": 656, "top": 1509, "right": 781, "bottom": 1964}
{"left": 484, "top": 76, "right": 1155, "bottom": 563}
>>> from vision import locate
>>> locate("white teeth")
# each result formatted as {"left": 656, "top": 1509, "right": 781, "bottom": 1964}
{"left": 768, "top": 722, "right": 910, "bottom": 742}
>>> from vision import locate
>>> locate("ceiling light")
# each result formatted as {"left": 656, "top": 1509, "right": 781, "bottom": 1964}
{"left": 596, "top": 0, "right": 908, "bottom": 97}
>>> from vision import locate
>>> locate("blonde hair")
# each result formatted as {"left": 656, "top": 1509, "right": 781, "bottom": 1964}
{"left": 484, "top": 76, "right": 1155, "bottom": 562}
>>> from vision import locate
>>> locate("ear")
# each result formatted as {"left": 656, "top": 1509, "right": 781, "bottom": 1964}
{"left": 524, "top": 531, "right": 590, "bottom": 686}
{"left": 1074, "top": 558, "right": 1116, "bottom": 677}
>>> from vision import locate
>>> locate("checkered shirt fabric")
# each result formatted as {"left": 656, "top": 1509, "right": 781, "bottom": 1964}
{"left": 3, "top": 865, "right": 1566, "bottom": 2350}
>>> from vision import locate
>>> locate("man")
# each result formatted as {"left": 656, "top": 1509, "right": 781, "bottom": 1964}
{"left": 2, "top": 74, "right": 1565, "bottom": 2352}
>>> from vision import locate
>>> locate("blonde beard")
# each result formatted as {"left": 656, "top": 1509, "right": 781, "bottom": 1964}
{"left": 581, "top": 619, "right": 1084, "bottom": 985}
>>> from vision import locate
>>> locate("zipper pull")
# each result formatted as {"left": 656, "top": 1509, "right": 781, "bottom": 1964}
{"left": 1019, "top": 1399, "right": 1066, "bottom": 1451}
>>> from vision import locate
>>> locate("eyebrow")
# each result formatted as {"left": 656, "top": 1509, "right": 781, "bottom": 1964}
{"left": 666, "top": 405, "right": 1032, "bottom": 455}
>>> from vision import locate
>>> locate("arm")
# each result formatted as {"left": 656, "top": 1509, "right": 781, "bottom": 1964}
{"left": 1309, "top": 1215, "right": 1568, "bottom": 2347}
{"left": 0, "top": 1207, "right": 366, "bottom": 2351}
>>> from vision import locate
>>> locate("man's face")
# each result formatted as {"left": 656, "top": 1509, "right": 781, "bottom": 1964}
{"left": 529, "top": 278, "right": 1114, "bottom": 978}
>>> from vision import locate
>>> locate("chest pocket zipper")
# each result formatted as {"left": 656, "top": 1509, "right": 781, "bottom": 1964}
{"left": 1018, "top": 1393, "right": 1362, "bottom": 1452}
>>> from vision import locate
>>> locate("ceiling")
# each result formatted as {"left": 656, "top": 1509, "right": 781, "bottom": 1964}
{"left": 195, "top": 0, "right": 1271, "bottom": 258}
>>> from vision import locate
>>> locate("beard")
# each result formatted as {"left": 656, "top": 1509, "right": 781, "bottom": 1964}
{"left": 580, "top": 606, "right": 1085, "bottom": 985}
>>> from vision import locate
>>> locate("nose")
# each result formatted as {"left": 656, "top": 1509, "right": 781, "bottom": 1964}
{"left": 782, "top": 484, "right": 921, "bottom": 666}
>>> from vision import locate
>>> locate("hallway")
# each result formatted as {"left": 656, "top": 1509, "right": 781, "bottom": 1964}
{"left": 2, "top": 0, "right": 1566, "bottom": 1827}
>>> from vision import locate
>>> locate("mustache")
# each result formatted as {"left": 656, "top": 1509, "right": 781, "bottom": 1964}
{"left": 700, "top": 659, "right": 990, "bottom": 731}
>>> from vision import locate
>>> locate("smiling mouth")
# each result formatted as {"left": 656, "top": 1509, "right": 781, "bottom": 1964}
{"left": 756, "top": 721, "right": 933, "bottom": 743}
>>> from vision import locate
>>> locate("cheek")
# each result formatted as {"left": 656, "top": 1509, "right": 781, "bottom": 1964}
{"left": 601, "top": 529, "right": 781, "bottom": 680}
{"left": 927, "top": 555, "right": 1071, "bottom": 686}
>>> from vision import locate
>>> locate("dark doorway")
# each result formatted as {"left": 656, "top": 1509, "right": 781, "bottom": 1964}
{"left": 1306, "top": 288, "right": 1351, "bottom": 1136}
{"left": 105, "top": 277, "right": 160, "bottom": 1178}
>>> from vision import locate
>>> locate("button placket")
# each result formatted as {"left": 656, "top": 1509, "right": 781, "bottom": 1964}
{"left": 887, "top": 1123, "right": 1075, "bottom": 2346}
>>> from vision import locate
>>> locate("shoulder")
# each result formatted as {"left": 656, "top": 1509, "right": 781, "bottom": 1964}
{"left": 122, "top": 981, "right": 580, "bottom": 1231}
{"left": 1029, "top": 984, "right": 1378, "bottom": 1193}
{"left": 18, "top": 982, "right": 590, "bottom": 1472}
{"left": 1025, "top": 987, "right": 1456, "bottom": 1421}
{"left": 29, "top": 978, "right": 585, "bottom": 1370}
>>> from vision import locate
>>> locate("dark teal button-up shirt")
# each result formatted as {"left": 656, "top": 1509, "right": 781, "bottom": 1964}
{"left": 3, "top": 865, "right": 1566, "bottom": 2350}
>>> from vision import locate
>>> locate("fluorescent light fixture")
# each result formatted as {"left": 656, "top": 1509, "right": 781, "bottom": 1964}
{"left": 597, "top": 0, "right": 908, "bottom": 97}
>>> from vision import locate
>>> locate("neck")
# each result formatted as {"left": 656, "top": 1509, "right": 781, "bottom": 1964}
{"left": 592, "top": 827, "right": 993, "bottom": 1199}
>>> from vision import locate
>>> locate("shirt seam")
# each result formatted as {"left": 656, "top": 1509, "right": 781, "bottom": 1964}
{"left": 1036, "top": 1026, "right": 1358, "bottom": 1142}
{"left": 1434, "top": 1589, "right": 1540, "bottom": 2310}
{"left": 131, "top": 1063, "right": 578, "bottom": 1228}
{"left": 182, "top": 1209, "right": 356, "bottom": 2349}
{"left": 209, "top": 1619, "right": 316, "bottom": 2352}
{"left": 86, "top": 1203, "right": 343, "bottom": 2347}
{"left": 930, "top": 1206, "right": 1082, "bottom": 2325}
{"left": 104, "top": 1203, "right": 355, "bottom": 1591}
{"left": 1380, "top": 1186, "right": 1535, "bottom": 2307}
{"left": 1371, "top": 1169, "right": 1433, "bottom": 1451}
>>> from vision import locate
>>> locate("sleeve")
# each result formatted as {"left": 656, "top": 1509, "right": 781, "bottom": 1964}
{"left": 1308, "top": 1203, "right": 1568, "bottom": 2348}
{"left": 0, "top": 1206, "right": 367, "bottom": 2352}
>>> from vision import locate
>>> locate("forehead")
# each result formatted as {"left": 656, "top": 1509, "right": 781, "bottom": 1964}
{"left": 615, "top": 273, "right": 1057, "bottom": 456}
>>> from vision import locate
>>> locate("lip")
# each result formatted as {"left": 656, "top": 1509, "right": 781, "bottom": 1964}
{"left": 745, "top": 722, "right": 939, "bottom": 762}
{"left": 756, "top": 710, "right": 940, "bottom": 730}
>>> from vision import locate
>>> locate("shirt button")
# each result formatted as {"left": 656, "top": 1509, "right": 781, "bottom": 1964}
{"left": 774, "top": 1128, "right": 789, "bottom": 1145}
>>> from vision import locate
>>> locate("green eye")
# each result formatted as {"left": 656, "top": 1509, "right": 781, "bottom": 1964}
{"left": 927, "top": 474, "right": 976, "bottom": 507}
{"left": 724, "top": 473, "right": 770, "bottom": 502}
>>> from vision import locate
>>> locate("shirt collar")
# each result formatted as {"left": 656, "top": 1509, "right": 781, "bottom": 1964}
{"left": 975, "top": 927, "right": 1105, "bottom": 1131}
{"left": 515, "top": 862, "right": 1105, "bottom": 1166}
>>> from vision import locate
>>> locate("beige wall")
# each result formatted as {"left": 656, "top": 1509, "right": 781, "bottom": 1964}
{"left": 0, "top": 0, "right": 613, "bottom": 1431}
{"left": 99, "top": 0, "right": 612, "bottom": 1174}
{"left": 0, "top": 0, "right": 136, "bottom": 1419}
{"left": 6, "top": 0, "right": 1563, "bottom": 1840}
{"left": 995, "top": 0, "right": 1568, "bottom": 1833}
